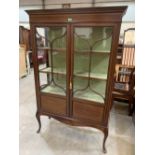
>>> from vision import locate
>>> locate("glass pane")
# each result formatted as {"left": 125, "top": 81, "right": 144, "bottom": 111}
{"left": 73, "top": 27, "right": 112, "bottom": 104}
{"left": 36, "top": 27, "right": 67, "bottom": 96}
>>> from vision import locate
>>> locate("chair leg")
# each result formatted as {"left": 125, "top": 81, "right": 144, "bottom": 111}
{"left": 110, "top": 95, "right": 114, "bottom": 110}
{"left": 128, "top": 97, "right": 133, "bottom": 116}
{"left": 129, "top": 96, "right": 135, "bottom": 116}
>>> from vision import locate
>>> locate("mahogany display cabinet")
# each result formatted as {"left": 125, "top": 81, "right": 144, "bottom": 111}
{"left": 26, "top": 6, "right": 127, "bottom": 153}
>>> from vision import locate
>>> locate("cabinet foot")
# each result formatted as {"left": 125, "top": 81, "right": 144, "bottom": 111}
{"left": 36, "top": 112, "right": 41, "bottom": 133}
{"left": 103, "top": 128, "right": 108, "bottom": 153}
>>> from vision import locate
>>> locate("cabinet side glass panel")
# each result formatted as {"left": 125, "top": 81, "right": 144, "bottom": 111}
{"left": 36, "top": 27, "right": 67, "bottom": 96}
{"left": 73, "top": 27, "right": 112, "bottom": 104}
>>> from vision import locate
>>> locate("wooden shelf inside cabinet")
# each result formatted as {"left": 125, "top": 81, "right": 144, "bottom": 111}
{"left": 37, "top": 47, "right": 66, "bottom": 52}
{"left": 37, "top": 47, "right": 50, "bottom": 50}
{"left": 75, "top": 50, "right": 110, "bottom": 54}
{"left": 39, "top": 67, "right": 66, "bottom": 75}
{"left": 40, "top": 67, "right": 107, "bottom": 80}
{"left": 74, "top": 72, "right": 107, "bottom": 80}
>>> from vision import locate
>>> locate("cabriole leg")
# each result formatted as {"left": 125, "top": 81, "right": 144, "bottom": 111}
{"left": 36, "top": 112, "right": 41, "bottom": 133}
{"left": 103, "top": 128, "right": 108, "bottom": 153}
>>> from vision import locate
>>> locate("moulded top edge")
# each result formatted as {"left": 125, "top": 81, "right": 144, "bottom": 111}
{"left": 26, "top": 6, "right": 127, "bottom": 15}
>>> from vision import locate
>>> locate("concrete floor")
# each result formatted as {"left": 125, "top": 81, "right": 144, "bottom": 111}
{"left": 19, "top": 70, "right": 134, "bottom": 155}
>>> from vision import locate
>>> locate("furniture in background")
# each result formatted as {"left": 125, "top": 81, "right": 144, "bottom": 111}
{"left": 19, "top": 26, "right": 44, "bottom": 72}
{"left": 116, "top": 28, "right": 135, "bottom": 65}
{"left": 36, "top": 33, "right": 47, "bottom": 64}
{"left": 19, "top": 26, "right": 33, "bottom": 72}
{"left": 19, "top": 26, "right": 31, "bottom": 51}
{"left": 112, "top": 67, "right": 135, "bottom": 115}
{"left": 26, "top": 50, "right": 32, "bottom": 74}
{"left": 116, "top": 43, "right": 123, "bottom": 64}
{"left": 26, "top": 6, "right": 127, "bottom": 153}
{"left": 132, "top": 93, "right": 135, "bottom": 124}
{"left": 112, "top": 28, "right": 135, "bottom": 115}
{"left": 19, "top": 44, "right": 27, "bottom": 78}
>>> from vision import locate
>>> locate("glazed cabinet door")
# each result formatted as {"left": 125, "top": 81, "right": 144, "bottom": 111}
{"left": 71, "top": 25, "right": 113, "bottom": 123}
{"left": 35, "top": 26, "right": 69, "bottom": 116}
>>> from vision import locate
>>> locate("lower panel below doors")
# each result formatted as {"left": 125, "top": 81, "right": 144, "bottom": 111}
{"left": 40, "top": 94, "right": 67, "bottom": 116}
{"left": 72, "top": 99, "right": 104, "bottom": 123}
